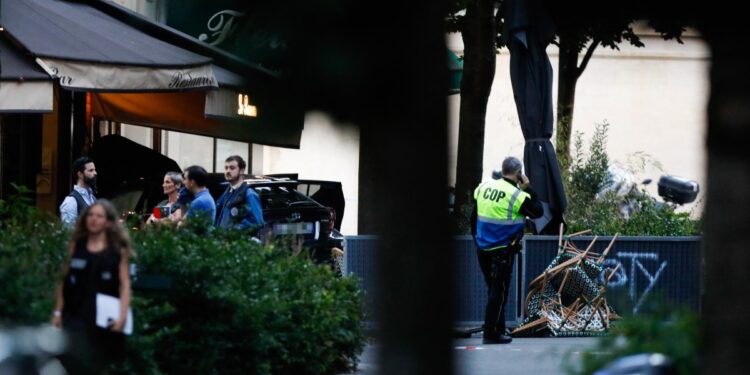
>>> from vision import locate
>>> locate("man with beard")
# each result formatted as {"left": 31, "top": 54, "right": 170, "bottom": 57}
{"left": 60, "top": 157, "right": 98, "bottom": 228}
{"left": 215, "top": 155, "right": 264, "bottom": 233}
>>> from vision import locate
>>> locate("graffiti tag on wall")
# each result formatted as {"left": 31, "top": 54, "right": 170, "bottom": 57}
{"left": 600, "top": 252, "right": 668, "bottom": 314}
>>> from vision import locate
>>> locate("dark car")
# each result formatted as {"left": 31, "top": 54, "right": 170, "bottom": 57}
{"left": 207, "top": 175, "right": 345, "bottom": 273}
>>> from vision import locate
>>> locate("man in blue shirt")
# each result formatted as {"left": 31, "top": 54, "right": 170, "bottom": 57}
{"left": 182, "top": 166, "right": 216, "bottom": 225}
{"left": 215, "top": 155, "right": 264, "bottom": 232}
{"left": 59, "top": 157, "right": 97, "bottom": 228}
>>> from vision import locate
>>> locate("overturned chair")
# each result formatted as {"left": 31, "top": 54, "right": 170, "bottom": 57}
{"left": 513, "top": 226, "right": 620, "bottom": 337}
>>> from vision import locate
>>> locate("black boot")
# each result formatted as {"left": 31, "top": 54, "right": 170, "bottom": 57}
{"left": 483, "top": 326, "right": 512, "bottom": 344}
{"left": 482, "top": 334, "right": 512, "bottom": 344}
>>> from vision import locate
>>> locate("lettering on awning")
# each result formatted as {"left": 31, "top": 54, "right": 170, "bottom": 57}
{"left": 169, "top": 72, "right": 216, "bottom": 89}
{"left": 36, "top": 58, "right": 218, "bottom": 91}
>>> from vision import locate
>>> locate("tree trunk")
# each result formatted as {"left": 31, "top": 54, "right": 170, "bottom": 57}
{"left": 700, "top": 22, "right": 750, "bottom": 375}
{"left": 453, "top": 0, "right": 496, "bottom": 232}
{"left": 555, "top": 33, "right": 579, "bottom": 174}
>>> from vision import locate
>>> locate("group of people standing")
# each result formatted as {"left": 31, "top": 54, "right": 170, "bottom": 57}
{"left": 171, "top": 155, "right": 265, "bottom": 230}
{"left": 53, "top": 154, "right": 265, "bottom": 372}
{"left": 60, "top": 155, "right": 265, "bottom": 231}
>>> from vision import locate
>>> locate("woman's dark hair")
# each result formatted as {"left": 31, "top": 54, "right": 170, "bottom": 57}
{"left": 184, "top": 165, "right": 209, "bottom": 187}
{"left": 225, "top": 155, "right": 246, "bottom": 170}
{"left": 70, "top": 199, "right": 133, "bottom": 259}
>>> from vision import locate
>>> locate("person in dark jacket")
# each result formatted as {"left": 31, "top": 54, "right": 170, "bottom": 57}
{"left": 215, "top": 155, "right": 264, "bottom": 232}
{"left": 472, "top": 157, "right": 543, "bottom": 344}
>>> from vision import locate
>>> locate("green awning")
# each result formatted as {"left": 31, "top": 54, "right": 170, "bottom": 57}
{"left": 448, "top": 50, "right": 463, "bottom": 95}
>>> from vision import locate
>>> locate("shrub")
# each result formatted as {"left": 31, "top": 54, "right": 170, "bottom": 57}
{"left": 568, "top": 122, "right": 611, "bottom": 204}
{"left": 565, "top": 308, "right": 701, "bottom": 375}
{"left": 125, "top": 222, "right": 366, "bottom": 375}
{"left": 565, "top": 122, "right": 700, "bottom": 236}
{"left": 0, "top": 193, "right": 365, "bottom": 375}
{"left": 0, "top": 185, "right": 67, "bottom": 325}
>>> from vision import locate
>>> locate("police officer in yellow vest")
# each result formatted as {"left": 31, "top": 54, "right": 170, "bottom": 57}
{"left": 473, "top": 157, "right": 542, "bottom": 344}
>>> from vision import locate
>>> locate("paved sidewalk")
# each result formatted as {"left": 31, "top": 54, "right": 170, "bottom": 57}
{"left": 344, "top": 337, "right": 599, "bottom": 375}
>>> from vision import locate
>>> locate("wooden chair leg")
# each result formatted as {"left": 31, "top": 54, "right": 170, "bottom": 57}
{"left": 598, "top": 233, "right": 619, "bottom": 264}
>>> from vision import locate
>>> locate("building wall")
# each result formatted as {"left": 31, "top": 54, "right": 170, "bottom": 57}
{"left": 260, "top": 112, "right": 360, "bottom": 235}
{"left": 447, "top": 31, "right": 710, "bottom": 217}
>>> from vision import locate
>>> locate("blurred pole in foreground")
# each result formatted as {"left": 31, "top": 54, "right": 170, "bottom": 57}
{"left": 242, "top": 0, "right": 454, "bottom": 374}
{"left": 699, "top": 5, "right": 750, "bottom": 374}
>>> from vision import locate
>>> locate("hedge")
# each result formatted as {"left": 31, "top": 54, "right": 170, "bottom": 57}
{"left": 0, "top": 191, "right": 365, "bottom": 375}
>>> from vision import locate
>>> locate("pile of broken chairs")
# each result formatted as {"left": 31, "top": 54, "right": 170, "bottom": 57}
{"left": 513, "top": 225, "right": 621, "bottom": 337}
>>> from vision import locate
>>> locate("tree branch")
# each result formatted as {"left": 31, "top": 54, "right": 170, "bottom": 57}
{"left": 576, "top": 38, "right": 600, "bottom": 79}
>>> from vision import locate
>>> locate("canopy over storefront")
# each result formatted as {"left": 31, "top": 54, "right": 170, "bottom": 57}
{"left": 91, "top": 91, "right": 303, "bottom": 148}
{"left": 1, "top": 0, "right": 218, "bottom": 92}
{"left": 2, "top": 0, "right": 217, "bottom": 92}
{"left": 0, "top": 34, "right": 53, "bottom": 112}
{"left": 0, "top": 0, "right": 304, "bottom": 148}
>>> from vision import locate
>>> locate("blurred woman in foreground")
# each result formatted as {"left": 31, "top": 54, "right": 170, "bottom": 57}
{"left": 52, "top": 200, "right": 132, "bottom": 373}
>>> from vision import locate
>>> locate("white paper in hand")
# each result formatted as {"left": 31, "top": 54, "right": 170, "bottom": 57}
{"left": 95, "top": 293, "right": 133, "bottom": 335}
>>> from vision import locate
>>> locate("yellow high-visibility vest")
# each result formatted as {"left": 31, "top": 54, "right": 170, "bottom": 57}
{"left": 473, "top": 178, "right": 530, "bottom": 251}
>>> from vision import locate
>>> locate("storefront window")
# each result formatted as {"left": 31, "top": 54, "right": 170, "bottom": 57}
{"left": 120, "top": 124, "right": 152, "bottom": 149}
{"left": 163, "top": 131, "right": 214, "bottom": 171}
{"left": 116, "top": 125, "right": 248, "bottom": 173}
{"left": 215, "top": 139, "right": 249, "bottom": 172}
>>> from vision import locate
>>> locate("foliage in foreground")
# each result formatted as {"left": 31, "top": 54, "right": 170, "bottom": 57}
{"left": 0, "top": 190, "right": 365, "bottom": 375}
{"left": 565, "top": 308, "right": 701, "bottom": 375}
{"left": 0, "top": 184, "right": 68, "bottom": 325}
